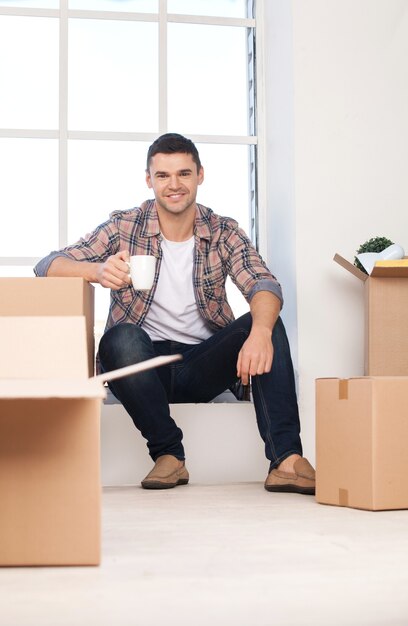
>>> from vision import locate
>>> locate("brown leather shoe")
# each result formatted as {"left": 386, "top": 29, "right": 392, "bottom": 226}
{"left": 264, "top": 457, "right": 315, "bottom": 495}
{"left": 141, "top": 455, "right": 189, "bottom": 490}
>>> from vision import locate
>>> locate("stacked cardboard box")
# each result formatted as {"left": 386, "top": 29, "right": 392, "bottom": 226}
{"left": 316, "top": 257, "right": 408, "bottom": 511}
{"left": 333, "top": 254, "right": 408, "bottom": 375}
{"left": 0, "top": 278, "right": 101, "bottom": 566}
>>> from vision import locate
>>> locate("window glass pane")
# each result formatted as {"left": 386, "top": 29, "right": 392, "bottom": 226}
{"left": 168, "top": 24, "right": 248, "bottom": 135}
{"left": 0, "top": 16, "right": 59, "bottom": 129}
{"left": 68, "top": 142, "right": 250, "bottom": 243}
{"left": 0, "top": 139, "right": 59, "bottom": 256}
{"left": 67, "top": 140, "right": 152, "bottom": 242}
{"left": 0, "top": 1, "right": 57, "bottom": 7}
{"left": 195, "top": 143, "right": 250, "bottom": 233}
{"left": 196, "top": 142, "right": 251, "bottom": 318}
{"left": 168, "top": 0, "right": 247, "bottom": 18}
{"left": 68, "top": 20, "right": 158, "bottom": 132}
{"left": 94, "top": 283, "right": 111, "bottom": 331}
{"left": 69, "top": 0, "right": 158, "bottom": 12}
{"left": 0, "top": 266, "right": 36, "bottom": 277}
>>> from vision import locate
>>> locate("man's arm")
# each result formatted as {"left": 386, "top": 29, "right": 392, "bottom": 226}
{"left": 236, "top": 291, "right": 281, "bottom": 386}
{"left": 46, "top": 251, "right": 131, "bottom": 290}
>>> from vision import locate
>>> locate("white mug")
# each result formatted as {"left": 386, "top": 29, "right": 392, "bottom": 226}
{"left": 127, "top": 255, "right": 156, "bottom": 290}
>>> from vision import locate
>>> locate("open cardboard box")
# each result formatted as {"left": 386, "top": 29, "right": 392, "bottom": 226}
{"left": 334, "top": 254, "right": 408, "bottom": 375}
{"left": 0, "top": 278, "right": 179, "bottom": 566}
{"left": 316, "top": 376, "right": 408, "bottom": 511}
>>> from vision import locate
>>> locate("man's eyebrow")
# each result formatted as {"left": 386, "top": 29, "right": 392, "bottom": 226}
{"left": 154, "top": 168, "right": 193, "bottom": 176}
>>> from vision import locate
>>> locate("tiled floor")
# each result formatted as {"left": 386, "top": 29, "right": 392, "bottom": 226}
{"left": 1, "top": 483, "right": 408, "bottom": 626}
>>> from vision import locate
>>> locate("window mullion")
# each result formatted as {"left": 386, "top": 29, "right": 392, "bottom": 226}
{"left": 158, "top": 0, "right": 167, "bottom": 134}
{"left": 247, "top": 1, "right": 257, "bottom": 246}
{"left": 59, "top": 0, "right": 69, "bottom": 248}
{"left": 254, "top": 0, "right": 267, "bottom": 258}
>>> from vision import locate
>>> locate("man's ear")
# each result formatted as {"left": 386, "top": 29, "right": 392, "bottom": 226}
{"left": 198, "top": 166, "right": 204, "bottom": 185}
{"left": 145, "top": 170, "right": 152, "bottom": 188}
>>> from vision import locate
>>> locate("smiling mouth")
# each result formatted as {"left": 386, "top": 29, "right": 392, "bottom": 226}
{"left": 167, "top": 193, "right": 185, "bottom": 199}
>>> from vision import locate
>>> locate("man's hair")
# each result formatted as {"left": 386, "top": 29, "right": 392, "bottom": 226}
{"left": 146, "top": 133, "right": 202, "bottom": 172}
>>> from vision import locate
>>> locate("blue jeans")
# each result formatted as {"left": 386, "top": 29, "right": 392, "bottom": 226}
{"left": 98, "top": 313, "right": 302, "bottom": 471}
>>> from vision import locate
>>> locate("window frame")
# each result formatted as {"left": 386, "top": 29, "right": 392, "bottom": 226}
{"left": 0, "top": 0, "right": 266, "bottom": 267}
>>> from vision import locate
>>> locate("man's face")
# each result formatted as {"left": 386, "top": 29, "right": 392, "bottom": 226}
{"left": 146, "top": 152, "right": 204, "bottom": 217}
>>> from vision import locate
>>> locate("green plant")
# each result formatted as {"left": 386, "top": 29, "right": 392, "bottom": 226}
{"left": 354, "top": 236, "right": 394, "bottom": 273}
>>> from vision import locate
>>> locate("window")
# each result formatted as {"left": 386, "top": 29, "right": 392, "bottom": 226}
{"left": 0, "top": 0, "right": 262, "bottom": 327}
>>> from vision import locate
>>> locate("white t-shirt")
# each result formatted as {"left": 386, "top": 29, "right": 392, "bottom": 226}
{"left": 142, "top": 236, "right": 214, "bottom": 343}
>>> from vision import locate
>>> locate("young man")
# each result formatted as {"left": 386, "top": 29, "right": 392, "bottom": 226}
{"left": 34, "top": 133, "right": 315, "bottom": 494}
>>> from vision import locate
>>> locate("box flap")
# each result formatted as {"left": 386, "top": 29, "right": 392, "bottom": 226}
{"left": 0, "top": 378, "right": 106, "bottom": 399}
{"left": 0, "top": 354, "right": 182, "bottom": 399}
{"left": 93, "top": 354, "right": 182, "bottom": 385}
{"left": 333, "top": 254, "right": 368, "bottom": 282}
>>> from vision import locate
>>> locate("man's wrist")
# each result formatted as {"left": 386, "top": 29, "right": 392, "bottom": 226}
{"left": 250, "top": 324, "right": 273, "bottom": 337}
{"left": 86, "top": 262, "right": 102, "bottom": 284}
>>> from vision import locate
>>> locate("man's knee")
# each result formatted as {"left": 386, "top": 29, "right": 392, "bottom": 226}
{"left": 235, "top": 312, "right": 288, "bottom": 351}
{"left": 99, "top": 323, "right": 152, "bottom": 368}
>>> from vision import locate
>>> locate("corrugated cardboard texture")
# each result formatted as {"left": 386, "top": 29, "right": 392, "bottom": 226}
{"left": 0, "top": 398, "right": 101, "bottom": 566}
{"left": 316, "top": 378, "right": 374, "bottom": 510}
{"left": 371, "top": 378, "right": 408, "bottom": 509}
{"left": 365, "top": 278, "right": 408, "bottom": 375}
{"left": 0, "top": 317, "right": 89, "bottom": 380}
{"left": 316, "top": 377, "right": 408, "bottom": 511}
{"left": 0, "top": 278, "right": 95, "bottom": 376}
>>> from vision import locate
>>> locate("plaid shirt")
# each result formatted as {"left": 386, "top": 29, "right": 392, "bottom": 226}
{"left": 35, "top": 200, "right": 282, "bottom": 337}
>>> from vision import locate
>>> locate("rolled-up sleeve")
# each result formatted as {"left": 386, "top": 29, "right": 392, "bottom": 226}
{"left": 34, "top": 251, "right": 75, "bottom": 277}
{"left": 247, "top": 278, "right": 283, "bottom": 307}
{"left": 223, "top": 223, "right": 283, "bottom": 308}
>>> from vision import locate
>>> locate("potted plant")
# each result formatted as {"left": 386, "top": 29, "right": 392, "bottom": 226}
{"left": 354, "top": 236, "right": 394, "bottom": 274}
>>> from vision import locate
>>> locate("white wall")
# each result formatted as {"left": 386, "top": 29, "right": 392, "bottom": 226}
{"left": 264, "top": 0, "right": 408, "bottom": 464}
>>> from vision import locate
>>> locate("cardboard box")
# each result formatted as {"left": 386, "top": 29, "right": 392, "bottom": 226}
{"left": 316, "top": 376, "right": 408, "bottom": 511}
{"left": 334, "top": 254, "right": 408, "bottom": 375}
{"left": 0, "top": 281, "right": 179, "bottom": 566}
{"left": 0, "top": 308, "right": 101, "bottom": 566}
{"left": 0, "top": 385, "right": 103, "bottom": 566}
{"left": 0, "top": 278, "right": 95, "bottom": 376}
